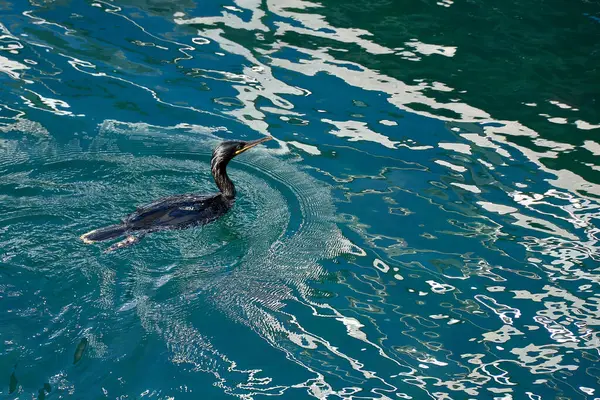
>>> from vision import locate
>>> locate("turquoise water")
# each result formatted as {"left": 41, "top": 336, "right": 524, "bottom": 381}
{"left": 1, "top": 0, "right": 600, "bottom": 398}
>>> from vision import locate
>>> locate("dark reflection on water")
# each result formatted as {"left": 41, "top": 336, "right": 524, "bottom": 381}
{"left": 1, "top": 0, "right": 600, "bottom": 398}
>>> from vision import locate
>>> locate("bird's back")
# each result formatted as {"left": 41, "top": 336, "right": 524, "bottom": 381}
{"left": 125, "top": 193, "right": 233, "bottom": 232}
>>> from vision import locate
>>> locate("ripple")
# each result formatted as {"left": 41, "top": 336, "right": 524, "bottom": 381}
{"left": 2, "top": 0, "right": 600, "bottom": 397}
{"left": 0, "top": 121, "right": 354, "bottom": 395}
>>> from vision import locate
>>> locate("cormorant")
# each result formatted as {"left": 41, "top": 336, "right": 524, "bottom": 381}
{"left": 80, "top": 137, "right": 272, "bottom": 251}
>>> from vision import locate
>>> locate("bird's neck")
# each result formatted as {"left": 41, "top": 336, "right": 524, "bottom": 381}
{"left": 211, "top": 159, "right": 235, "bottom": 199}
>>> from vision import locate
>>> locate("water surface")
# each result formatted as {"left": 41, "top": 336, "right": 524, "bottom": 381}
{"left": 1, "top": 0, "right": 600, "bottom": 398}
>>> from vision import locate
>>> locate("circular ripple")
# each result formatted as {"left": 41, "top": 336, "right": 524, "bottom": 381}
{"left": 0, "top": 125, "right": 352, "bottom": 395}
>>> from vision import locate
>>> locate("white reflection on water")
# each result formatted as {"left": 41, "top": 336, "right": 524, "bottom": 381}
{"left": 1, "top": 0, "right": 600, "bottom": 397}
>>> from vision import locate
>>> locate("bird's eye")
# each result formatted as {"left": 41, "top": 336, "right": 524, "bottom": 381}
{"left": 237, "top": 144, "right": 244, "bottom": 150}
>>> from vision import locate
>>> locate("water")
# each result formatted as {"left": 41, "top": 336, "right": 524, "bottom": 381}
{"left": 1, "top": 0, "right": 600, "bottom": 398}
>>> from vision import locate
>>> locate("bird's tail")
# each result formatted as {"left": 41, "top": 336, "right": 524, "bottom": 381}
{"left": 80, "top": 224, "right": 127, "bottom": 243}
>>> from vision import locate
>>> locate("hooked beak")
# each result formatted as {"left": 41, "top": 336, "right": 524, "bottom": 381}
{"left": 234, "top": 136, "right": 273, "bottom": 155}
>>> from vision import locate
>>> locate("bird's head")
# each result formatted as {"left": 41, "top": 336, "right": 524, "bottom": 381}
{"left": 211, "top": 136, "right": 273, "bottom": 168}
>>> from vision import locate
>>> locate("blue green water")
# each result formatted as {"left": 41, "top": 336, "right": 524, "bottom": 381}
{"left": 1, "top": 0, "right": 600, "bottom": 398}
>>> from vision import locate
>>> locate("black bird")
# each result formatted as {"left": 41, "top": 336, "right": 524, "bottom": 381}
{"left": 80, "top": 137, "right": 272, "bottom": 251}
